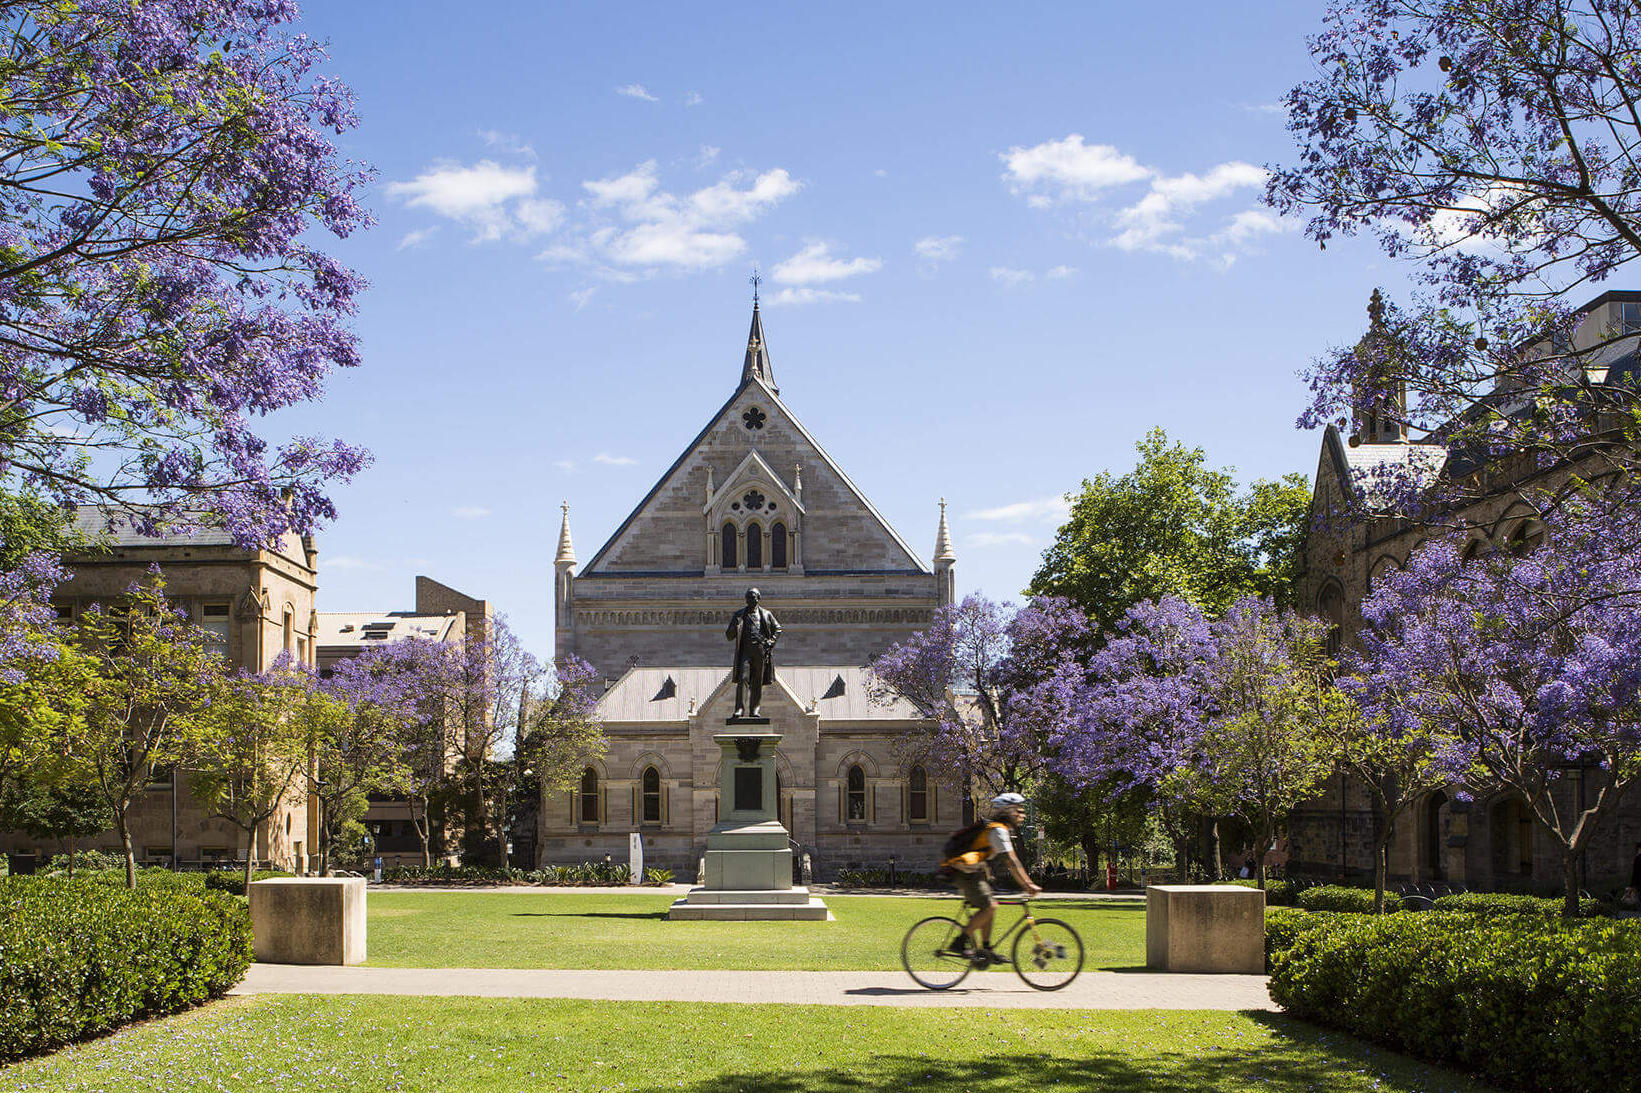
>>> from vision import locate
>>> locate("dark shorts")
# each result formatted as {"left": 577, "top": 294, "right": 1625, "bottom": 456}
{"left": 952, "top": 869, "right": 994, "bottom": 910}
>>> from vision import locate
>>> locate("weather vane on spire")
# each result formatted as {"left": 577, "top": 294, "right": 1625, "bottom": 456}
{"left": 750, "top": 266, "right": 761, "bottom": 306}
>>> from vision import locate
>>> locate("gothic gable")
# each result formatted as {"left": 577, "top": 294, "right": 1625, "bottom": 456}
{"left": 582, "top": 376, "right": 928, "bottom": 576}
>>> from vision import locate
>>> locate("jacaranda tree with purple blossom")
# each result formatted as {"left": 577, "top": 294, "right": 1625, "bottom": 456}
{"left": 0, "top": 0, "right": 371, "bottom": 552}
{"left": 868, "top": 594, "right": 1090, "bottom": 802}
{"left": 1054, "top": 596, "right": 1338, "bottom": 886}
{"left": 1346, "top": 505, "right": 1641, "bottom": 915}
{"left": 317, "top": 637, "right": 451, "bottom": 872}
{"left": 61, "top": 573, "right": 226, "bottom": 887}
{"left": 1270, "top": 0, "right": 1641, "bottom": 533}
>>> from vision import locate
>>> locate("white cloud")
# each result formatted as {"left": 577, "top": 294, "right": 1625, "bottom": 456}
{"left": 594, "top": 452, "right": 638, "bottom": 466}
{"left": 914, "top": 235, "right": 963, "bottom": 265}
{"left": 396, "top": 227, "right": 438, "bottom": 250}
{"left": 477, "top": 129, "right": 536, "bottom": 160}
{"left": 767, "top": 287, "right": 862, "bottom": 306}
{"left": 1003, "top": 135, "right": 1286, "bottom": 264}
{"left": 325, "top": 555, "right": 381, "bottom": 571}
{"left": 696, "top": 144, "right": 720, "bottom": 167}
{"left": 515, "top": 198, "right": 566, "bottom": 235}
{"left": 990, "top": 266, "right": 1035, "bottom": 287}
{"left": 1001, "top": 134, "right": 1150, "bottom": 203}
{"left": 616, "top": 83, "right": 659, "bottom": 102}
{"left": 451, "top": 506, "right": 491, "bottom": 520}
{"left": 573, "top": 161, "right": 801, "bottom": 272}
{"left": 1046, "top": 264, "right": 1078, "bottom": 278}
{"left": 684, "top": 91, "right": 704, "bottom": 107}
{"left": 1111, "top": 162, "right": 1267, "bottom": 257}
{"left": 568, "top": 286, "right": 596, "bottom": 310}
{"left": 1239, "top": 102, "right": 1285, "bottom": 116}
{"left": 386, "top": 161, "right": 559, "bottom": 243}
{"left": 968, "top": 531, "right": 1036, "bottom": 548}
{"left": 772, "top": 242, "right": 881, "bottom": 285}
{"left": 968, "top": 495, "right": 1070, "bottom": 522}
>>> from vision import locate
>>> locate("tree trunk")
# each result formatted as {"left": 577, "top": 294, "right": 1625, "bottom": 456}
{"left": 1079, "top": 832, "right": 1099, "bottom": 889}
{"left": 1375, "top": 836, "right": 1390, "bottom": 915}
{"left": 1563, "top": 850, "right": 1582, "bottom": 918}
{"left": 244, "top": 825, "right": 257, "bottom": 894}
{"left": 412, "top": 795, "right": 432, "bottom": 868}
{"left": 117, "top": 813, "right": 136, "bottom": 889}
{"left": 1202, "top": 816, "right": 1223, "bottom": 881}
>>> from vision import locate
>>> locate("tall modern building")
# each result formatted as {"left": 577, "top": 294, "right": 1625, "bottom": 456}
{"left": 541, "top": 303, "right": 960, "bottom": 877}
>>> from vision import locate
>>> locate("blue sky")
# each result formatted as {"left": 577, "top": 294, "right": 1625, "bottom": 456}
{"left": 286, "top": 1, "right": 1416, "bottom": 658}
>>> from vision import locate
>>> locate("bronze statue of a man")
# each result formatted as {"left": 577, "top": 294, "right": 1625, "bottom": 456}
{"left": 726, "top": 587, "right": 781, "bottom": 718}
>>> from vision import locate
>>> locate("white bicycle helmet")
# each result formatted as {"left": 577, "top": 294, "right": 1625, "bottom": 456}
{"left": 990, "top": 792, "right": 1027, "bottom": 815}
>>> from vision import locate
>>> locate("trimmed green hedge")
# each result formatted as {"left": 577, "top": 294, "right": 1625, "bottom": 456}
{"left": 1264, "top": 906, "right": 1342, "bottom": 961}
{"left": 1269, "top": 911, "right": 1641, "bottom": 1092}
{"left": 1430, "top": 891, "right": 1599, "bottom": 917}
{"left": 1295, "top": 884, "right": 1389, "bottom": 914}
{"left": 204, "top": 869, "right": 291, "bottom": 897}
{"left": 0, "top": 874, "right": 252, "bottom": 1063}
{"left": 1227, "top": 878, "right": 1295, "bottom": 905}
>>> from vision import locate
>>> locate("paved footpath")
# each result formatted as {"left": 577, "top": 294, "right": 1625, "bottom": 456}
{"left": 232, "top": 964, "right": 1275, "bottom": 1011}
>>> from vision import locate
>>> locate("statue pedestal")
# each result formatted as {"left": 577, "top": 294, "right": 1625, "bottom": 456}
{"left": 669, "top": 729, "right": 830, "bottom": 922}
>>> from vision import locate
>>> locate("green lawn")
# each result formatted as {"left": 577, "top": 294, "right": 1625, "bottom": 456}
{"left": 0, "top": 996, "right": 1501, "bottom": 1093}
{"left": 364, "top": 891, "right": 1148, "bottom": 970}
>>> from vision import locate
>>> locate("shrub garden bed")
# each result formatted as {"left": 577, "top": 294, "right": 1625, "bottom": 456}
{"left": 1267, "top": 908, "right": 1641, "bottom": 1092}
{"left": 0, "top": 873, "right": 252, "bottom": 1063}
{"left": 381, "top": 862, "right": 674, "bottom": 887}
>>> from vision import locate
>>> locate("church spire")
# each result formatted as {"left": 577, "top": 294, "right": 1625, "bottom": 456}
{"left": 556, "top": 501, "right": 576, "bottom": 566}
{"left": 933, "top": 498, "right": 956, "bottom": 564}
{"left": 741, "top": 281, "right": 777, "bottom": 393}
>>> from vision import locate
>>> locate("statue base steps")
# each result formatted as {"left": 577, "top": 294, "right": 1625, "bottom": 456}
{"left": 668, "top": 886, "right": 831, "bottom": 921}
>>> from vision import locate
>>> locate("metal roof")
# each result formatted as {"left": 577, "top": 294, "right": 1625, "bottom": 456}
{"left": 71, "top": 504, "right": 236, "bottom": 548}
{"left": 594, "top": 665, "right": 924, "bottom": 723}
{"left": 316, "top": 611, "right": 461, "bottom": 651}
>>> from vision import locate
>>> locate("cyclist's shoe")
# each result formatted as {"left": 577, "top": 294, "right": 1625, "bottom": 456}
{"left": 977, "top": 947, "right": 1010, "bottom": 966}
{"left": 940, "top": 940, "right": 973, "bottom": 958}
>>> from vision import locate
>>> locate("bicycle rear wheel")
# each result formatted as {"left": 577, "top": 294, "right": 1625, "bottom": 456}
{"left": 1011, "top": 917, "right": 1083, "bottom": 990}
{"left": 901, "top": 916, "right": 974, "bottom": 990}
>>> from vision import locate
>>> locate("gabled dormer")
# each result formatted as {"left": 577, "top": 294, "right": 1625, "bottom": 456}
{"left": 704, "top": 450, "right": 805, "bottom": 575}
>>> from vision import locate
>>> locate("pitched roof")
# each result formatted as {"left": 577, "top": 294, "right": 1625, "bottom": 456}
{"left": 71, "top": 504, "right": 235, "bottom": 547}
{"left": 593, "top": 665, "right": 923, "bottom": 722}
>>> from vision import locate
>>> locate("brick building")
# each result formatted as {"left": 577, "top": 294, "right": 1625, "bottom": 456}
{"left": 0, "top": 506, "right": 319, "bottom": 873}
{"left": 542, "top": 303, "right": 959, "bottom": 878}
{"left": 1290, "top": 290, "right": 1641, "bottom": 894}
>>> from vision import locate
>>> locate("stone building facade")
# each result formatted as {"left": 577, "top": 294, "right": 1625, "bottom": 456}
{"left": 0, "top": 506, "right": 319, "bottom": 873}
{"left": 1290, "top": 290, "right": 1641, "bottom": 894}
{"left": 541, "top": 304, "right": 959, "bottom": 878}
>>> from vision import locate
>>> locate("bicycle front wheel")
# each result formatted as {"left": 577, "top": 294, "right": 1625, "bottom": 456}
{"left": 901, "top": 915, "right": 974, "bottom": 990}
{"left": 1011, "top": 917, "right": 1083, "bottom": 991}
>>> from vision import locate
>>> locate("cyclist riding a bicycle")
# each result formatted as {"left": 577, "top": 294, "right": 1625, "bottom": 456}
{"left": 942, "top": 792, "right": 1041, "bottom": 965}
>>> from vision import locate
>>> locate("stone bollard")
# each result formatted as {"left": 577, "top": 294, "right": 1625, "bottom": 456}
{"left": 1145, "top": 884, "right": 1264, "bottom": 974}
{"left": 249, "top": 877, "right": 367, "bottom": 965}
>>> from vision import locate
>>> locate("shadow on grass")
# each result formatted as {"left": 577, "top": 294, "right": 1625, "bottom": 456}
{"left": 614, "top": 1016, "right": 1496, "bottom": 1093}
{"left": 509, "top": 911, "right": 668, "bottom": 920}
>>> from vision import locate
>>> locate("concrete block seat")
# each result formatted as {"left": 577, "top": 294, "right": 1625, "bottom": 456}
{"left": 249, "top": 877, "right": 367, "bottom": 965}
{"left": 1145, "top": 884, "right": 1264, "bottom": 975}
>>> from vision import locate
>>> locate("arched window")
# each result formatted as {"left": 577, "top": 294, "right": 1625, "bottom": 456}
{"left": 1423, "top": 790, "right": 1448, "bottom": 882}
{"left": 908, "top": 765, "right": 929, "bottom": 823}
{"left": 1507, "top": 520, "right": 1545, "bottom": 555}
{"left": 1461, "top": 538, "right": 1484, "bottom": 562}
{"left": 578, "top": 767, "right": 600, "bottom": 824}
{"left": 746, "top": 521, "right": 763, "bottom": 569}
{"left": 721, "top": 523, "right": 738, "bottom": 569}
{"left": 846, "top": 764, "right": 866, "bottom": 822}
{"left": 1317, "top": 583, "right": 1345, "bottom": 657}
{"left": 771, "top": 522, "right": 788, "bottom": 570}
{"left": 641, "top": 766, "right": 662, "bottom": 824}
{"left": 961, "top": 792, "right": 975, "bottom": 827}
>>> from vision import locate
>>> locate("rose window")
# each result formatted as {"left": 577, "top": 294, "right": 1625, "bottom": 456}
{"left": 742, "top": 407, "right": 766, "bottom": 430}
{"left": 742, "top": 490, "right": 766, "bottom": 510}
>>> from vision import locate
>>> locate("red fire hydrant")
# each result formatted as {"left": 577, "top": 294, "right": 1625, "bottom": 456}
{"left": 1105, "top": 863, "right": 1119, "bottom": 890}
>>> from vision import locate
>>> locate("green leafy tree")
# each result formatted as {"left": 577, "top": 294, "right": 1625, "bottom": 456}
{"left": 65, "top": 575, "right": 225, "bottom": 888}
{"left": 0, "top": 632, "right": 91, "bottom": 801}
{"left": 1028, "top": 428, "right": 1310, "bottom": 632}
{"left": 0, "top": 778, "right": 111, "bottom": 875}
{"left": 192, "top": 658, "right": 320, "bottom": 893}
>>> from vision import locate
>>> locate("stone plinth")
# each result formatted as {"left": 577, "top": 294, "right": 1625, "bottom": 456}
{"left": 1145, "top": 884, "right": 1263, "bottom": 974}
{"left": 250, "top": 877, "right": 366, "bottom": 965}
{"left": 669, "top": 728, "right": 829, "bottom": 921}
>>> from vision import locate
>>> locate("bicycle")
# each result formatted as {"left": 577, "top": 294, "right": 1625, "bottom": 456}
{"left": 900, "top": 897, "right": 1084, "bottom": 991}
